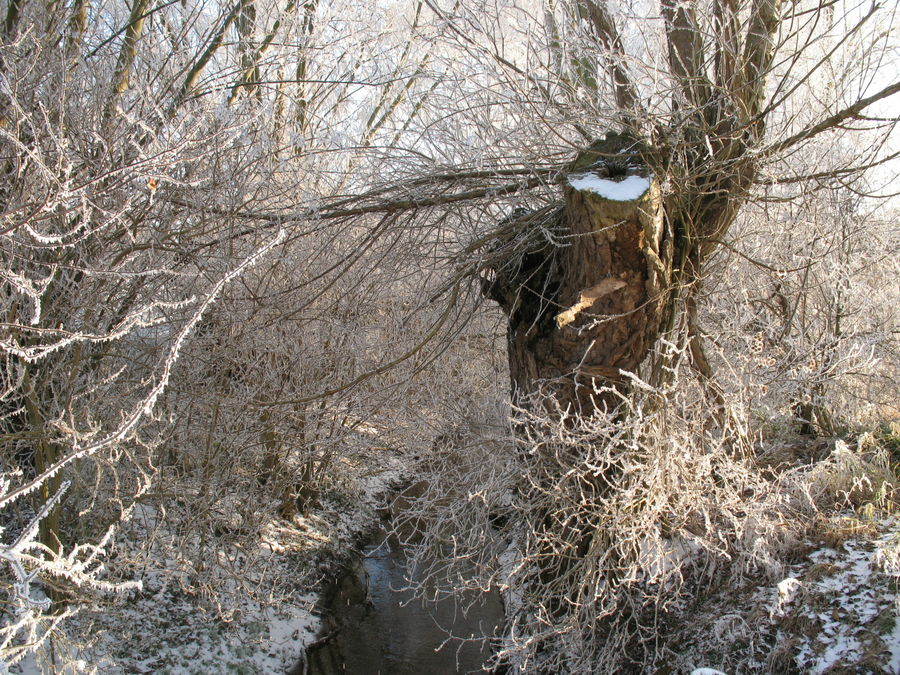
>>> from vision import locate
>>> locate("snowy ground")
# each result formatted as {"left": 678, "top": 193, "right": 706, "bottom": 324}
{"left": 12, "top": 429, "right": 898, "bottom": 674}
{"left": 781, "top": 525, "right": 900, "bottom": 673}
{"left": 17, "top": 443, "right": 411, "bottom": 674}
{"left": 672, "top": 517, "right": 900, "bottom": 674}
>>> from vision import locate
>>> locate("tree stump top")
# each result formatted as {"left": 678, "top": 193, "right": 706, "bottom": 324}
{"left": 567, "top": 132, "right": 652, "bottom": 205}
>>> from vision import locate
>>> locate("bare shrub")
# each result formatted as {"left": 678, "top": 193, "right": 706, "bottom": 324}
{"left": 0, "top": 15, "right": 288, "bottom": 665}
{"left": 704, "top": 190, "right": 900, "bottom": 437}
{"left": 396, "top": 342, "right": 806, "bottom": 672}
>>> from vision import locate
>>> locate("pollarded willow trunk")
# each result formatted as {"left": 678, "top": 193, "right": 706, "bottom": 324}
{"left": 485, "top": 133, "right": 673, "bottom": 413}
{"left": 482, "top": 134, "right": 683, "bottom": 641}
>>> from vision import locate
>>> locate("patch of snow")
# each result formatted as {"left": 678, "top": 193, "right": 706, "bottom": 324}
{"left": 690, "top": 669, "right": 728, "bottom": 675}
{"left": 770, "top": 577, "right": 801, "bottom": 618}
{"left": 497, "top": 533, "right": 523, "bottom": 614}
{"left": 793, "top": 530, "right": 900, "bottom": 674}
{"left": 889, "top": 613, "right": 900, "bottom": 673}
{"left": 66, "top": 572, "right": 320, "bottom": 674}
{"left": 669, "top": 518, "right": 899, "bottom": 674}
{"left": 875, "top": 528, "right": 900, "bottom": 577}
{"left": 567, "top": 172, "right": 651, "bottom": 201}
{"left": 637, "top": 532, "right": 700, "bottom": 583}
{"left": 12, "top": 653, "right": 39, "bottom": 674}
{"left": 41, "top": 442, "right": 415, "bottom": 674}
{"left": 809, "top": 547, "right": 840, "bottom": 563}
{"left": 811, "top": 635, "right": 861, "bottom": 674}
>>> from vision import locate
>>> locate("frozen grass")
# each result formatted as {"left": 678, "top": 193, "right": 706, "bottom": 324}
{"left": 10, "top": 442, "right": 411, "bottom": 674}
{"left": 396, "top": 356, "right": 900, "bottom": 673}
{"left": 668, "top": 516, "right": 900, "bottom": 674}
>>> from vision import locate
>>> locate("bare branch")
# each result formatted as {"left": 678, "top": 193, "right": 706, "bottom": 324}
{"left": 662, "top": 0, "right": 713, "bottom": 111}
{"left": 739, "top": 0, "right": 783, "bottom": 124}
{"left": 575, "top": 0, "right": 643, "bottom": 117}
{"left": 766, "top": 79, "right": 900, "bottom": 155}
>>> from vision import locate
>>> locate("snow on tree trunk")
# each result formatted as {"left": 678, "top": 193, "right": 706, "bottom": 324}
{"left": 488, "top": 133, "right": 672, "bottom": 414}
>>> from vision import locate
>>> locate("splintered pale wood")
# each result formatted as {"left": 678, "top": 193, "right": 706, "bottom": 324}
{"left": 555, "top": 278, "right": 627, "bottom": 328}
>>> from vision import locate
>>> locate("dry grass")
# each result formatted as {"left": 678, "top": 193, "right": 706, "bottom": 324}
{"left": 395, "top": 361, "right": 900, "bottom": 673}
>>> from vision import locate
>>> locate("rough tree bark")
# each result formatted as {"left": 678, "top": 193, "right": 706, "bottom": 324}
{"left": 485, "top": 133, "right": 671, "bottom": 412}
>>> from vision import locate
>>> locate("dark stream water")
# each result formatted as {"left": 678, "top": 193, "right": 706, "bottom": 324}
{"left": 297, "top": 528, "right": 504, "bottom": 674}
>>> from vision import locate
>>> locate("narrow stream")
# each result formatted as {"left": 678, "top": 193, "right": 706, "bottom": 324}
{"left": 298, "top": 527, "right": 504, "bottom": 674}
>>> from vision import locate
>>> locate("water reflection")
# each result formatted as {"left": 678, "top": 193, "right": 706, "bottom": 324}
{"left": 302, "top": 530, "right": 503, "bottom": 675}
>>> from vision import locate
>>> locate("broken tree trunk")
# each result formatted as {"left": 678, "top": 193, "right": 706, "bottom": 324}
{"left": 485, "top": 133, "right": 673, "bottom": 414}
